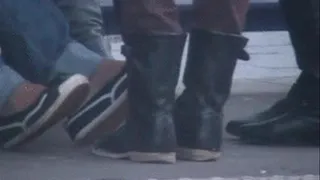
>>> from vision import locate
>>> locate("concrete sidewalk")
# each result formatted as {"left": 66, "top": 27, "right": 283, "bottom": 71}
{"left": 0, "top": 92, "right": 319, "bottom": 180}
{"left": 1, "top": 31, "right": 317, "bottom": 180}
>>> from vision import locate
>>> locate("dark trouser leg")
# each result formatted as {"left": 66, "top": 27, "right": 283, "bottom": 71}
{"left": 278, "top": 0, "right": 319, "bottom": 109}
{"left": 280, "top": 0, "right": 319, "bottom": 78}
{"left": 118, "top": 0, "right": 186, "bottom": 163}
{"left": 226, "top": 0, "right": 319, "bottom": 145}
{"left": 174, "top": 0, "right": 249, "bottom": 161}
{"left": 282, "top": 0, "right": 319, "bottom": 110}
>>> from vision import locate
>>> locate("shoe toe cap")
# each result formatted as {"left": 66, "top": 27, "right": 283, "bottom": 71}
{"left": 226, "top": 121, "right": 245, "bottom": 137}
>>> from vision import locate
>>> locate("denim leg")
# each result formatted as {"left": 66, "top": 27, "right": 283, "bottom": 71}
{"left": 54, "top": 0, "right": 114, "bottom": 59}
{"left": 54, "top": 41, "right": 102, "bottom": 78}
{"left": 0, "top": 56, "right": 25, "bottom": 111}
{"left": 0, "top": 0, "right": 70, "bottom": 84}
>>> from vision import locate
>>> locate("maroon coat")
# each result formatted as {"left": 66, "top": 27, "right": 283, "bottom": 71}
{"left": 116, "top": 0, "right": 249, "bottom": 35}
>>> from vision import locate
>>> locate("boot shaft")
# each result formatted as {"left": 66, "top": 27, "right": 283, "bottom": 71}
{"left": 123, "top": 34, "right": 186, "bottom": 113}
{"left": 174, "top": 30, "right": 248, "bottom": 153}
{"left": 122, "top": 34, "right": 187, "bottom": 153}
{"left": 183, "top": 29, "right": 248, "bottom": 111}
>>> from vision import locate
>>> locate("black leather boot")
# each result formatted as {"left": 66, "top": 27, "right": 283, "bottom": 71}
{"left": 174, "top": 30, "right": 248, "bottom": 161}
{"left": 238, "top": 72, "right": 319, "bottom": 145}
{"left": 120, "top": 34, "right": 186, "bottom": 163}
{"left": 226, "top": 72, "right": 314, "bottom": 137}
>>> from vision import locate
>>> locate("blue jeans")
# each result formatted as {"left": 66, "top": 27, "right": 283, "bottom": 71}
{"left": 0, "top": 0, "right": 102, "bottom": 110}
{"left": 54, "top": 0, "right": 114, "bottom": 59}
{"left": 0, "top": 0, "right": 70, "bottom": 83}
{"left": 0, "top": 56, "right": 25, "bottom": 111}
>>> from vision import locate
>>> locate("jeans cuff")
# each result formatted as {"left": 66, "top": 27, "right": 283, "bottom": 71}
{"left": 54, "top": 41, "right": 102, "bottom": 78}
{"left": 0, "top": 65, "right": 25, "bottom": 111}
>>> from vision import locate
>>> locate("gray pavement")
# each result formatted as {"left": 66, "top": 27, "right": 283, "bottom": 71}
{"left": 0, "top": 89, "right": 319, "bottom": 180}
{"left": 0, "top": 31, "right": 318, "bottom": 180}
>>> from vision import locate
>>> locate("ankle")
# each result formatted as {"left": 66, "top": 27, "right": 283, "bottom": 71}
{"left": 88, "top": 60, "right": 125, "bottom": 98}
{"left": 1, "top": 83, "right": 46, "bottom": 116}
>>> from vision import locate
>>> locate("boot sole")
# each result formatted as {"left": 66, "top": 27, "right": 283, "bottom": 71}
{"left": 72, "top": 90, "right": 128, "bottom": 145}
{"left": 129, "top": 152, "right": 176, "bottom": 164}
{"left": 4, "top": 75, "right": 90, "bottom": 149}
{"left": 176, "top": 148, "right": 221, "bottom": 161}
{"left": 91, "top": 147, "right": 129, "bottom": 159}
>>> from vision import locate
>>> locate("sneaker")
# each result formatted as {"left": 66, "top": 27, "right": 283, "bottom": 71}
{"left": 64, "top": 68, "right": 127, "bottom": 144}
{"left": 0, "top": 74, "right": 90, "bottom": 149}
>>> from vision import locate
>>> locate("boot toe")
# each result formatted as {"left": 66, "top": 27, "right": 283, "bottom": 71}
{"left": 226, "top": 120, "right": 246, "bottom": 137}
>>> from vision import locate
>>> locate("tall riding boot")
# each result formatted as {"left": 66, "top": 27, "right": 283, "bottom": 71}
{"left": 96, "top": 34, "right": 186, "bottom": 164}
{"left": 174, "top": 29, "right": 248, "bottom": 161}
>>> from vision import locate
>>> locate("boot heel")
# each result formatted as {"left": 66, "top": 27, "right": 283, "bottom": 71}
{"left": 176, "top": 148, "right": 221, "bottom": 161}
{"left": 129, "top": 152, "right": 176, "bottom": 164}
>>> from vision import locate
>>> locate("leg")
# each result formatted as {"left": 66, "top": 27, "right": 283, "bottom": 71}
{"left": 280, "top": 0, "right": 319, "bottom": 78}
{"left": 172, "top": 0, "right": 249, "bottom": 161}
{"left": 0, "top": 56, "right": 90, "bottom": 149}
{"left": 0, "top": 0, "right": 69, "bottom": 84}
{"left": 52, "top": 0, "right": 129, "bottom": 140}
{"left": 92, "top": 0, "right": 186, "bottom": 163}
{"left": 226, "top": 0, "right": 319, "bottom": 145}
{"left": 0, "top": 0, "right": 127, "bottom": 144}
{"left": 54, "top": 0, "right": 114, "bottom": 58}
{"left": 0, "top": 57, "right": 25, "bottom": 112}
{"left": 55, "top": 41, "right": 128, "bottom": 144}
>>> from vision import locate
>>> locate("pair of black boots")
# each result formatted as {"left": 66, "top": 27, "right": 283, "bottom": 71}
{"left": 92, "top": 29, "right": 248, "bottom": 163}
